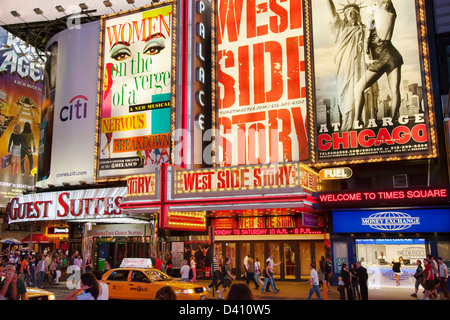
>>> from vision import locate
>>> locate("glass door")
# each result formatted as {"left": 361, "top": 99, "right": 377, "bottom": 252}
{"left": 268, "top": 242, "right": 281, "bottom": 279}
{"left": 299, "top": 242, "right": 311, "bottom": 280}
{"left": 284, "top": 242, "right": 297, "bottom": 280}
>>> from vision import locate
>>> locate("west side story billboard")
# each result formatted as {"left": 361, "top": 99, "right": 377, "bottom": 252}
{"left": 217, "top": 0, "right": 310, "bottom": 166}
{"left": 96, "top": 2, "right": 176, "bottom": 181}
{"left": 311, "top": 0, "right": 437, "bottom": 163}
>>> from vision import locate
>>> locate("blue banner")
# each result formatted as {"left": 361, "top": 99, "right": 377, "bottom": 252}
{"left": 333, "top": 209, "right": 450, "bottom": 233}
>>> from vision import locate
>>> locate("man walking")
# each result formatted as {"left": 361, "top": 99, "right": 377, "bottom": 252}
{"left": 306, "top": 264, "right": 321, "bottom": 300}
{"left": 36, "top": 255, "right": 49, "bottom": 289}
{"left": 246, "top": 255, "right": 259, "bottom": 290}
{"left": 437, "top": 257, "right": 449, "bottom": 300}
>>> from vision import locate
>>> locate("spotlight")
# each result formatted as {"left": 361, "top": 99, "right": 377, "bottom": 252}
{"left": 55, "top": 5, "right": 65, "bottom": 13}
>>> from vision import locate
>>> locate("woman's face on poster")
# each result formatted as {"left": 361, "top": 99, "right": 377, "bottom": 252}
{"left": 109, "top": 33, "right": 166, "bottom": 62}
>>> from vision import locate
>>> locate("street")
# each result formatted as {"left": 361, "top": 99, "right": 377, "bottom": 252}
{"left": 37, "top": 279, "right": 438, "bottom": 301}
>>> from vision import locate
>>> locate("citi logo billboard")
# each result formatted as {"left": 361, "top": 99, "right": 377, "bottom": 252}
{"left": 60, "top": 95, "right": 88, "bottom": 122}
{"left": 361, "top": 212, "right": 420, "bottom": 231}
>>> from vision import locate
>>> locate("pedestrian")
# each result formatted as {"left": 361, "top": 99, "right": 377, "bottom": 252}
{"left": 155, "top": 285, "right": 177, "bottom": 300}
{"left": 350, "top": 263, "right": 361, "bottom": 299}
{"left": 63, "top": 272, "right": 100, "bottom": 300}
{"left": 421, "top": 258, "right": 439, "bottom": 300}
{"left": 74, "top": 255, "right": 83, "bottom": 271}
{"left": 218, "top": 257, "right": 235, "bottom": 299}
{"left": 437, "top": 257, "right": 449, "bottom": 300}
{"left": 20, "top": 256, "right": 28, "bottom": 282}
{"left": 324, "top": 257, "right": 332, "bottom": 293}
{"left": 165, "top": 254, "right": 173, "bottom": 276}
{"left": 428, "top": 255, "right": 440, "bottom": 295}
{"left": 261, "top": 260, "right": 278, "bottom": 294}
{"left": 1, "top": 264, "right": 26, "bottom": 300}
{"left": 156, "top": 255, "right": 162, "bottom": 270}
{"left": 0, "top": 268, "right": 17, "bottom": 300}
{"left": 340, "top": 263, "right": 354, "bottom": 300}
{"left": 93, "top": 271, "right": 109, "bottom": 300}
{"left": 180, "top": 259, "right": 190, "bottom": 282}
{"left": 356, "top": 261, "right": 368, "bottom": 300}
{"left": 28, "top": 256, "right": 36, "bottom": 287}
{"left": 306, "top": 263, "right": 321, "bottom": 300}
{"left": 246, "top": 255, "right": 259, "bottom": 290}
{"left": 227, "top": 283, "right": 255, "bottom": 300}
{"left": 254, "top": 258, "right": 264, "bottom": 287}
{"left": 265, "top": 254, "right": 282, "bottom": 292}
{"left": 390, "top": 257, "right": 402, "bottom": 286}
{"left": 54, "top": 257, "right": 62, "bottom": 284}
{"left": 411, "top": 259, "right": 424, "bottom": 298}
{"left": 36, "top": 255, "right": 49, "bottom": 289}
{"left": 150, "top": 253, "right": 156, "bottom": 268}
{"left": 318, "top": 257, "right": 326, "bottom": 290}
{"left": 207, "top": 254, "right": 220, "bottom": 293}
{"left": 85, "top": 256, "right": 93, "bottom": 273}
{"left": 243, "top": 254, "right": 249, "bottom": 281}
{"left": 190, "top": 256, "right": 197, "bottom": 282}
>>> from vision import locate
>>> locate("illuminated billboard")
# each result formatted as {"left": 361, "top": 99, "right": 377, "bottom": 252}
{"left": 96, "top": 2, "right": 176, "bottom": 181}
{"left": 0, "top": 27, "right": 44, "bottom": 205}
{"left": 311, "top": 0, "right": 437, "bottom": 164}
{"left": 36, "top": 21, "right": 100, "bottom": 188}
{"left": 217, "top": 0, "right": 310, "bottom": 166}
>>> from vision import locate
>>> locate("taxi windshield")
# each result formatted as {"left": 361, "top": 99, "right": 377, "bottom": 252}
{"left": 145, "top": 269, "right": 172, "bottom": 282}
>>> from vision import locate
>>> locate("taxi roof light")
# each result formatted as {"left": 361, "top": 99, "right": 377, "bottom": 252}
{"left": 119, "top": 258, "right": 153, "bottom": 269}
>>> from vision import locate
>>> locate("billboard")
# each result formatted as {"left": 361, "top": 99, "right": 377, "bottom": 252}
{"left": 217, "top": 0, "right": 310, "bottom": 166}
{"left": 311, "top": 0, "right": 437, "bottom": 163}
{"left": 36, "top": 21, "right": 100, "bottom": 188}
{"left": 0, "top": 27, "right": 44, "bottom": 205}
{"left": 96, "top": 2, "right": 176, "bottom": 181}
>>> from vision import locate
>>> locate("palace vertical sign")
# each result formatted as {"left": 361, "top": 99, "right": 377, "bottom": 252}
{"left": 217, "top": 0, "right": 309, "bottom": 166}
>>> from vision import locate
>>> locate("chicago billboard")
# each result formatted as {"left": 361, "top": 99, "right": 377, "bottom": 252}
{"left": 217, "top": 0, "right": 310, "bottom": 166}
{"left": 311, "top": 0, "right": 437, "bottom": 163}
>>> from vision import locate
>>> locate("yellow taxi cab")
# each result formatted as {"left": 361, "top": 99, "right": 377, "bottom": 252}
{"left": 25, "top": 287, "right": 56, "bottom": 300}
{"left": 102, "top": 258, "right": 207, "bottom": 300}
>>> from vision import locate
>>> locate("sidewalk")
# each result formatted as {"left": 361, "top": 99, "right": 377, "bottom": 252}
{"left": 196, "top": 280, "right": 439, "bottom": 300}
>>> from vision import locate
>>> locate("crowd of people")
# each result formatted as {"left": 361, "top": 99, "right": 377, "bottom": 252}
{"left": 411, "top": 255, "right": 449, "bottom": 300}
{"left": 0, "top": 247, "right": 109, "bottom": 300}
{"left": 335, "top": 254, "right": 449, "bottom": 301}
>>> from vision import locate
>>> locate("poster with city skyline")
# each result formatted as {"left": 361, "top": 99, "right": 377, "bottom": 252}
{"left": 311, "top": 0, "right": 437, "bottom": 163}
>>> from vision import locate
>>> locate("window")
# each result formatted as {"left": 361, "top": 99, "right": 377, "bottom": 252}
{"left": 106, "top": 270, "right": 129, "bottom": 281}
{"left": 131, "top": 271, "right": 148, "bottom": 282}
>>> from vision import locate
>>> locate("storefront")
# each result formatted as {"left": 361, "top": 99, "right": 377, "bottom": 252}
{"left": 6, "top": 186, "right": 154, "bottom": 269}
{"left": 120, "top": 161, "right": 327, "bottom": 281}
{"left": 317, "top": 187, "right": 450, "bottom": 287}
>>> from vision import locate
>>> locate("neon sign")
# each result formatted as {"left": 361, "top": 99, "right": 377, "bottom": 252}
{"left": 215, "top": 227, "right": 322, "bottom": 236}
{"left": 317, "top": 187, "right": 449, "bottom": 208}
{"left": 175, "top": 162, "right": 320, "bottom": 194}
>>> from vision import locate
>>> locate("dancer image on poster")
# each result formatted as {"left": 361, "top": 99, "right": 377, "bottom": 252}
{"left": 101, "top": 63, "right": 114, "bottom": 158}
{"left": 21, "top": 122, "right": 36, "bottom": 177}
{"left": 354, "top": 0, "right": 403, "bottom": 127}
{"left": 8, "top": 123, "right": 22, "bottom": 176}
{"left": 327, "top": 0, "right": 366, "bottom": 132}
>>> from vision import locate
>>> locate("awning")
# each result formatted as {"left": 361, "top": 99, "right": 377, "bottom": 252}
{"left": 22, "top": 234, "right": 51, "bottom": 244}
